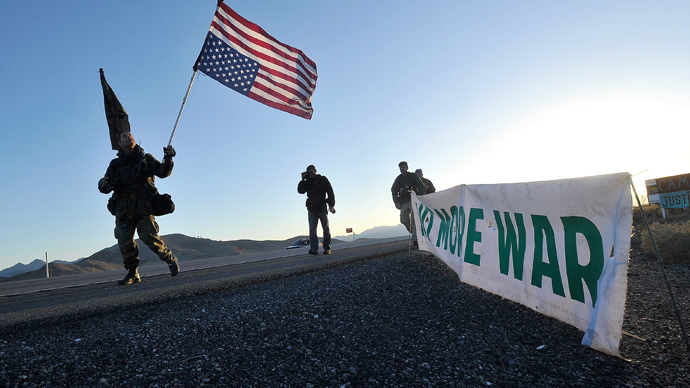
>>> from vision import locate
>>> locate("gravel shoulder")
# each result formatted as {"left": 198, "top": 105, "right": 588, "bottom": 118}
{"left": 0, "top": 246, "right": 688, "bottom": 387}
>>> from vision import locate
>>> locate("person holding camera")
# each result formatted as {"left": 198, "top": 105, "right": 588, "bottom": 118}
{"left": 297, "top": 165, "right": 336, "bottom": 255}
{"left": 98, "top": 131, "right": 180, "bottom": 285}
{"left": 391, "top": 161, "right": 426, "bottom": 244}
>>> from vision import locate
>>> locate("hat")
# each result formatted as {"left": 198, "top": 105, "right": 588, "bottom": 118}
{"left": 100, "top": 68, "right": 131, "bottom": 150}
{"left": 415, "top": 169, "right": 422, "bottom": 173}
{"left": 398, "top": 161, "right": 408, "bottom": 167}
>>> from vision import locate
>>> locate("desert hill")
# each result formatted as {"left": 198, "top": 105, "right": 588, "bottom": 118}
{"left": 1, "top": 224, "right": 408, "bottom": 282}
{"left": 1, "top": 234, "right": 320, "bottom": 283}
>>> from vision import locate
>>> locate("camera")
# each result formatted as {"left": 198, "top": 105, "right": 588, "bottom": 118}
{"left": 301, "top": 171, "right": 309, "bottom": 179}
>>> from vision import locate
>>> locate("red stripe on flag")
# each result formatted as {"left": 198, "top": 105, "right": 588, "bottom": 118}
{"left": 213, "top": 7, "right": 317, "bottom": 90}
{"left": 198, "top": 2, "right": 318, "bottom": 119}
{"left": 254, "top": 69, "right": 307, "bottom": 101}
{"left": 252, "top": 77, "right": 312, "bottom": 111}
{"left": 254, "top": 69, "right": 310, "bottom": 103}
{"left": 247, "top": 90, "right": 312, "bottom": 119}
{"left": 211, "top": 20, "right": 315, "bottom": 97}
{"left": 220, "top": 4, "right": 317, "bottom": 76}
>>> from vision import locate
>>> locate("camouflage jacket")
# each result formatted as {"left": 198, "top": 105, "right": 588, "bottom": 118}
{"left": 391, "top": 172, "right": 426, "bottom": 203}
{"left": 99, "top": 145, "right": 173, "bottom": 219}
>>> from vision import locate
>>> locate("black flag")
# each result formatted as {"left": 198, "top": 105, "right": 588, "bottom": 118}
{"left": 99, "top": 68, "right": 130, "bottom": 150}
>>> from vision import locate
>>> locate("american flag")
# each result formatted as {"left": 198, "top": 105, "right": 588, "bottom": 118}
{"left": 194, "top": 2, "right": 318, "bottom": 119}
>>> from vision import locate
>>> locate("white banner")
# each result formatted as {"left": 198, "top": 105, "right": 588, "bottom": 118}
{"left": 413, "top": 172, "right": 632, "bottom": 356}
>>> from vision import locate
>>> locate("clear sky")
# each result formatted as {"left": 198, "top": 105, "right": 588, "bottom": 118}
{"left": 2, "top": 1, "right": 690, "bottom": 271}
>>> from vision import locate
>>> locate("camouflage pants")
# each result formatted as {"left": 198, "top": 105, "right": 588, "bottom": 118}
{"left": 399, "top": 200, "right": 417, "bottom": 240}
{"left": 115, "top": 215, "right": 174, "bottom": 270}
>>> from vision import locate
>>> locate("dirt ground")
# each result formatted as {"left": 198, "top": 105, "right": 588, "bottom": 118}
{"left": 0, "top": 246, "right": 688, "bottom": 387}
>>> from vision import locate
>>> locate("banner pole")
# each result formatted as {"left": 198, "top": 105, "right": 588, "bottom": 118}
{"left": 408, "top": 212, "right": 412, "bottom": 252}
{"left": 631, "top": 181, "right": 690, "bottom": 353}
{"left": 168, "top": 70, "right": 198, "bottom": 147}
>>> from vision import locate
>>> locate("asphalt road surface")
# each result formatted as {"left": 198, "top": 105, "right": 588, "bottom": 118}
{"left": 0, "top": 237, "right": 411, "bottom": 328}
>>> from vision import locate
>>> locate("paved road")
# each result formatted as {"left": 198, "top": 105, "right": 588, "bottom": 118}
{"left": 0, "top": 237, "right": 411, "bottom": 328}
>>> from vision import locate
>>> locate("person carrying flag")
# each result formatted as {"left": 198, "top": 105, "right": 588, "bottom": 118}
{"left": 99, "top": 68, "right": 179, "bottom": 285}
{"left": 98, "top": 132, "right": 180, "bottom": 285}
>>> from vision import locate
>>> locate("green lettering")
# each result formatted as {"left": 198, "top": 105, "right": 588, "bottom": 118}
{"left": 449, "top": 206, "right": 459, "bottom": 254}
{"left": 531, "top": 215, "right": 565, "bottom": 297}
{"left": 494, "top": 211, "right": 526, "bottom": 280}
{"left": 562, "top": 216, "right": 604, "bottom": 306}
{"left": 463, "top": 208, "right": 483, "bottom": 266}
{"left": 418, "top": 204, "right": 434, "bottom": 239}
{"left": 456, "top": 206, "right": 465, "bottom": 258}
{"left": 434, "top": 209, "right": 451, "bottom": 249}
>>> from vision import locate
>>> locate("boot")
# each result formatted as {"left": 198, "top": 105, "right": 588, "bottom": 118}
{"left": 168, "top": 256, "right": 180, "bottom": 277}
{"left": 118, "top": 268, "right": 141, "bottom": 285}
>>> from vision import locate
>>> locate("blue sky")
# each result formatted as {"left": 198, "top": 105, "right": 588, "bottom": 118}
{"left": 2, "top": 1, "right": 690, "bottom": 271}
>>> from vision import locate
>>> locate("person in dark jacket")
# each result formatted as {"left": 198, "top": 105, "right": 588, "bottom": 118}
{"left": 391, "top": 161, "right": 426, "bottom": 244}
{"left": 415, "top": 168, "right": 436, "bottom": 194}
{"left": 298, "top": 165, "right": 336, "bottom": 255}
{"left": 98, "top": 131, "right": 179, "bottom": 285}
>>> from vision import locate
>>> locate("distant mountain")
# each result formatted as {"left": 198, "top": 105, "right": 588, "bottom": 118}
{"left": 3, "top": 260, "right": 124, "bottom": 282}
{"left": 334, "top": 224, "right": 409, "bottom": 241}
{"left": 0, "top": 259, "right": 46, "bottom": 278}
{"left": 0, "top": 229, "right": 405, "bottom": 282}
{"left": 0, "top": 233, "right": 341, "bottom": 283}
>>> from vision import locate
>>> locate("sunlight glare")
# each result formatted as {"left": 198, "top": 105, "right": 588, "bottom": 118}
{"left": 476, "top": 91, "right": 690, "bottom": 187}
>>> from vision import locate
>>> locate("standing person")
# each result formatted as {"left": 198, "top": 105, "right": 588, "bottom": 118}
{"left": 98, "top": 131, "right": 180, "bottom": 285}
{"left": 391, "top": 161, "right": 426, "bottom": 244}
{"left": 298, "top": 165, "right": 336, "bottom": 255}
{"left": 415, "top": 168, "right": 436, "bottom": 194}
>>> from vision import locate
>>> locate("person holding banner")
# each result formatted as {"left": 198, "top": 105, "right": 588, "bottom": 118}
{"left": 298, "top": 165, "right": 336, "bottom": 255}
{"left": 98, "top": 131, "right": 180, "bottom": 285}
{"left": 391, "top": 161, "right": 426, "bottom": 244}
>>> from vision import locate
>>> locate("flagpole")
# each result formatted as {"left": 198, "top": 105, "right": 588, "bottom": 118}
{"left": 168, "top": 70, "right": 198, "bottom": 147}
